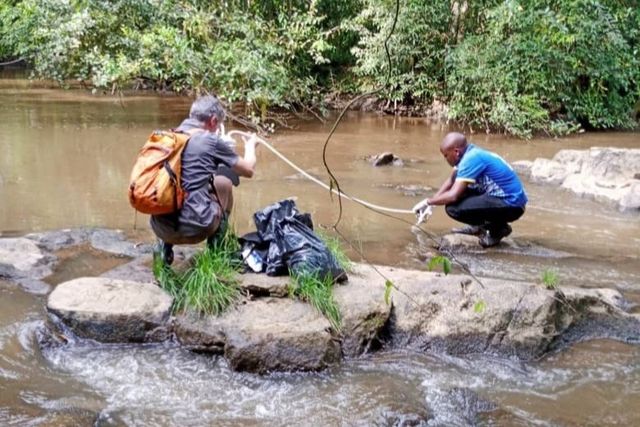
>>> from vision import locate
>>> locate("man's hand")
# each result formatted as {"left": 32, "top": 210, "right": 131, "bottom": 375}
{"left": 242, "top": 133, "right": 258, "bottom": 150}
{"left": 412, "top": 199, "right": 433, "bottom": 225}
{"left": 412, "top": 199, "right": 430, "bottom": 214}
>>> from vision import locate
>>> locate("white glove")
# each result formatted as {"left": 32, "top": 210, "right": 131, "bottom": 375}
{"left": 412, "top": 199, "right": 433, "bottom": 225}
{"left": 412, "top": 199, "right": 430, "bottom": 214}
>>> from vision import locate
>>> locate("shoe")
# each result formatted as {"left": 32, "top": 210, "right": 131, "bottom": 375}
{"left": 153, "top": 241, "right": 174, "bottom": 265}
{"left": 451, "top": 224, "right": 485, "bottom": 236}
{"left": 479, "top": 224, "right": 512, "bottom": 248}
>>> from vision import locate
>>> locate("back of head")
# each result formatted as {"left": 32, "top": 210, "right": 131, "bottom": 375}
{"left": 440, "top": 132, "right": 468, "bottom": 152}
{"left": 189, "top": 95, "right": 225, "bottom": 124}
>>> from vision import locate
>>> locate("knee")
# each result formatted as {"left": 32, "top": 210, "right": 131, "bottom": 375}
{"left": 213, "top": 175, "right": 233, "bottom": 193}
{"left": 444, "top": 204, "right": 457, "bottom": 219}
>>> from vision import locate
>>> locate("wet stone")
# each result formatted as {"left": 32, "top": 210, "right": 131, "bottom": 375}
{"left": 334, "top": 264, "right": 393, "bottom": 357}
{"left": 366, "top": 152, "right": 404, "bottom": 167}
{"left": 377, "top": 183, "right": 433, "bottom": 197}
{"left": 47, "top": 277, "right": 173, "bottom": 343}
{"left": 0, "top": 237, "right": 56, "bottom": 283}
{"left": 175, "top": 298, "right": 341, "bottom": 373}
{"left": 100, "top": 255, "right": 155, "bottom": 284}
{"left": 378, "top": 263, "right": 639, "bottom": 359}
{"left": 25, "top": 228, "right": 92, "bottom": 252}
{"left": 89, "top": 229, "right": 152, "bottom": 258}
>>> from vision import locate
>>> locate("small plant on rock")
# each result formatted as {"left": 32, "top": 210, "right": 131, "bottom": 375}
{"left": 318, "top": 230, "right": 353, "bottom": 272}
{"left": 427, "top": 255, "right": 452, "bottom": 275}
{"left": 541, "top": 268, "right": 560, "bottom": 290}
{"left": 153, "top": 227, "right": 243, "bottom": 316}
{"left": 289, "top": 270, "right": 342, "bottom": 331}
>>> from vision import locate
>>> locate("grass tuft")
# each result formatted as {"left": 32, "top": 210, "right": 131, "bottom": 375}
{"left": 541, "top": 268, "right": 559, "bottom": 290}
{"left": 317, "top": 230, "right": 352, "bottom": 272}
{"left": 290, "top": 270, "right": 342, "bottom": 331}
{"left": 153, "top": 226, "right": 242, "bottom": 316}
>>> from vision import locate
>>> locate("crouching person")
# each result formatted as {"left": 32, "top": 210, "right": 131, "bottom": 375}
{"left": 151, "top": 95, "right": 257, "bottom": 264}
{"left": 413, "top": 132, "right": 527, "bottom": 248}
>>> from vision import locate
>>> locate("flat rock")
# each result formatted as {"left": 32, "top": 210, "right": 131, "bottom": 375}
{"left": 334, "top": 264, "right": 392, "bottom": 357}
{"left": 517, "top": 147, "right": 640, "bottom": 211}
{"left": 0, "top": 237, "right": 54, "bottom": 280}
{"left": 89, "top": 229, "right": 151, "bottom": 257}
{"left": 47, "top": 277, "right": 173, "bottom": 343}
{"left": 431, "top": 233, "right": 572, "bottom": 258}
{"left": 175, "top": 297, "right": 340, "bottom": 373}
{"left": 371, "top": 264, "right": 638, "bottom": 359}
{"left": 100, "top": 256, "right": 155, "bottom": 283}
{"left": 26, "top": 229, "right": 92, "bottom": 252}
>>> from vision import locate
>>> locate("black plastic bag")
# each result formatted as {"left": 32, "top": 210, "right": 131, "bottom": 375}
{"left": 240, "top": 199, "right": 345, "bottom": 281}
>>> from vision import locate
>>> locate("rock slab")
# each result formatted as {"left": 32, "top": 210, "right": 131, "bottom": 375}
{"left": 334, "top": 264, "right": 393, "bottom": 357}
{"left": 47, "top": 277, "right": 173, "bottom": 343}
{"left": 376, "top": 264, "right": 638, "bottom": 359}
{"left": 175, "top": 297, "right": 340, "bottom": 373}
{"left": 515, "top": 147, "right": 640, "bottom": 211}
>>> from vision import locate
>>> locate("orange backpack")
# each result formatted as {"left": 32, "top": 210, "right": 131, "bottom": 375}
{"left": 128, "top": 128, "right": 201, "bottom": 215}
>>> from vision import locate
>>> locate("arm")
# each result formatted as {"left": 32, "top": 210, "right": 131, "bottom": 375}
{"left": 412, "top": 168, "right": 466, "bottom": 212}
{"left": 427, "top": 179, "right": 468, "bottom": 206}
{"left": 433, "top": 168, "right": 457, "bottom": 197}
{"left": 232, "top": 135, "right": 257, "bottom": 178}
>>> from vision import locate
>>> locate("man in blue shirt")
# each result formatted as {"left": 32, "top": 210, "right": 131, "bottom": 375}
{"left": 412, "top": 132, "right": 527, "bottom": 247}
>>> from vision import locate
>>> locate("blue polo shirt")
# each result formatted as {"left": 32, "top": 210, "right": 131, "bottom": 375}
{"left": 455, "top": 144, "right": 528, "bottom": 207}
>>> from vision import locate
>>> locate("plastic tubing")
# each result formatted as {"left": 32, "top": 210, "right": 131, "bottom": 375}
{"left": 227, "top": 130, "right": 415, "bottom": 215}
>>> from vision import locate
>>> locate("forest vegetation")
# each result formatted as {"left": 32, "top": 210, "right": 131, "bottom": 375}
{"left": 1, "top": 0, "right": 638, "bottom": 137}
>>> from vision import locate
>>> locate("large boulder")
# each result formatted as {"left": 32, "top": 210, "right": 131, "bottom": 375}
{"left": 175, "top": 297, "right": 340, "bottom": 373}
{"left": 47, "top": 277, "right": 173, "bottom": 343}
{"left": 517, "top": 147, "right": 640, "bottom": 211}
{"left": 372, "top": 264, "right": 639, "bottom": 359}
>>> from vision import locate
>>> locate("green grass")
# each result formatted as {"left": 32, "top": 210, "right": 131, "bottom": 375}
{"left": 317, "top": 230, "right": 353, "bottom": 272}
{"left": 153, "top": 227, "right": 242, "bottom": 316}
{"left": 289, "top": 270, "right": 342, "bottom": 331}
{"left": 541, "top": 268, "right": 560, "bottom": 290}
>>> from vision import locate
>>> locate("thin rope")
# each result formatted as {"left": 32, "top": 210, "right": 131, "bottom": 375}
{"left": 226, "top": 130, "right": 487, "bottom": 289}
{"left": 228, "top": 130, "right": 413, "bottom": 215}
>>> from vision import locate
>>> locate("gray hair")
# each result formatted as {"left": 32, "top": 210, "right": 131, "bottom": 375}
{"left": 189, "top": 95, "right": 225, "bottom": 123}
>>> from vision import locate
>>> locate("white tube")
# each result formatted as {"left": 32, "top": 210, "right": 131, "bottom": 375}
{"left": 227, "top": 130, "right": 415, "bottom": 215}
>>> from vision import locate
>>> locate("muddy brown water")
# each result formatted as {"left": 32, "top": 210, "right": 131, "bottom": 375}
{"left": 1, "top": 77, "right": 639, "bottom": 425}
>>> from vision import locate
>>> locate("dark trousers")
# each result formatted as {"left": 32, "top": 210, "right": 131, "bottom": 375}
{"left": 445, "top": 189, "right": 525, "bottom": 236}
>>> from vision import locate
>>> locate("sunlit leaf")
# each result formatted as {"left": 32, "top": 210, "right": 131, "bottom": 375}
{"left": 427, "top": 256, "right": 452, "bottom": 275}
{"left": 442, "top": 257, "right": 452, "bottom": 275}
{"left": 473, "top": 300, "right": 486, "bottom": 314}
{"left": 384, "top": 280, "right": 393, "bottom": 305}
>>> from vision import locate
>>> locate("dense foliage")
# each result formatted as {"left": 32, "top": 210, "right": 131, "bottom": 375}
{"left": 1, "top": 0, "right": 638, "bottom": 137}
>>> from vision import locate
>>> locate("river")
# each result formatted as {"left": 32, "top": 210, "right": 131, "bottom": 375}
{"left": 1, "top": 76, "right": 639, "bottom": 425}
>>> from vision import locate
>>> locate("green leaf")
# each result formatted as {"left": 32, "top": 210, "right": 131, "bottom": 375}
{"left": 427, "top": 256, "right": 452, "bottom": 275}
{"left": 442, "top": 257, "right": 452, "bottom": 275}
{"left": 384, "top": 280, "right": 393, "bottom": 305}
{"left": 473, "top": 300, "right": 486, "bottom": 314}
